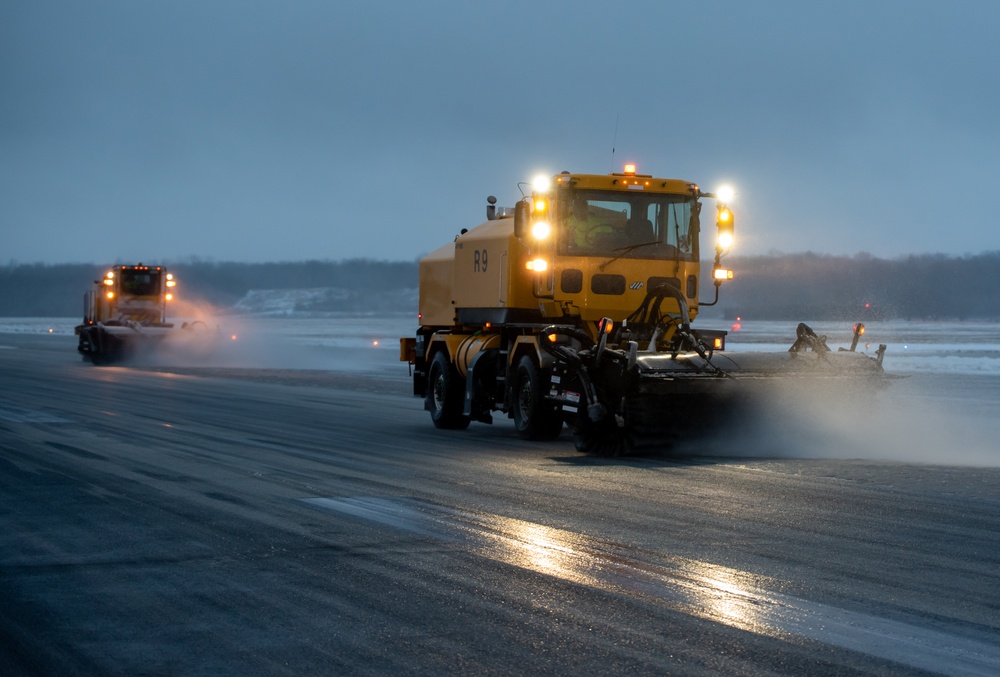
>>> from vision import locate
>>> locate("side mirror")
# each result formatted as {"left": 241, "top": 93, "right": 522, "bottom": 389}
{"left": 514, "top": 200, "right": 530, "bottom": 238}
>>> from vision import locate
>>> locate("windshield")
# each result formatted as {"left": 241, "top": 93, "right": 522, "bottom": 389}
{"left": 556, "top": 190, "right": 697, "bottom": 260}
{"left": 119, "top": 270, "right": 161, "bottom": 296}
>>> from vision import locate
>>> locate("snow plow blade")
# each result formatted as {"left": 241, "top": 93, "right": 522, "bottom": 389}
{"left": 75, "top": 321, "right": 214, "bottom": 365}
{"left": 636, "top": 348, "right": 886, "bottom": 385}
{"left": 546, "top": 322, "right": 889, "bottom": 456}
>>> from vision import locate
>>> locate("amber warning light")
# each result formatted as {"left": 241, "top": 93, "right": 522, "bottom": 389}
{"left": 850, "top": 323, "right": 866, "bottom": 352}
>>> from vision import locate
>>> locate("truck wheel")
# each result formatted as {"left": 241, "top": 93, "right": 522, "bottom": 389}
{"left": 81, "top": 330, "right": 104, "bottom": 365}
{"left": 426, "top": 352, "right": 470, "bottom": 430}
{"left": 512, "top": 356, "right": 563, "bottom": 440}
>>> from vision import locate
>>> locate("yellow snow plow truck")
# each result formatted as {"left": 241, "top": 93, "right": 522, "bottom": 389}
{"left": 74, "top": 264, "right": 204, "bottom": 364}
{"left": 400, "top": 166, "right": 887, "bottom": 455}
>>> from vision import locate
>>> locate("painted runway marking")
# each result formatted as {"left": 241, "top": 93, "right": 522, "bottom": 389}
{"left": 303, "top": 495, "right": 1000, "bottom": 676}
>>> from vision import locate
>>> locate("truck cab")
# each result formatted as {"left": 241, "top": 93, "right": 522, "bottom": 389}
{"left": 513, "top": 168, "right": 711, "bottom": 326}
{"left": 81, "top": 264, "right": 176, "bottom": 327}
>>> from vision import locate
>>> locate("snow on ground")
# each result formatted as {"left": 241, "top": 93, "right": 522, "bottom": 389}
{"left": 5, "top": 316, "right": 998, "bottom": 376}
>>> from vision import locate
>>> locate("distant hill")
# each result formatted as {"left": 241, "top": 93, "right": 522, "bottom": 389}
{"left": 2, "top": 253, "right": 999, "bottom": 320}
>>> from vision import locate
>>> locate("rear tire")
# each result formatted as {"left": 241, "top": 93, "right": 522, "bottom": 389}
{"left": 511, "top": 356, "right": 563, "bottom": 440}
{"left": 426, "top": 351, "right": 470, "bottom": 430}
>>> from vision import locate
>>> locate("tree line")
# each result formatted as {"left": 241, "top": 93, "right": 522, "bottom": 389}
{"left": 0, "top": 259, "right": 420, "bottom": 317}
{"left": 715, "top": 251, "right": 1000, "bottom": 321}
{"left": 1, "top": 253, "right": 998, "bottom": 319}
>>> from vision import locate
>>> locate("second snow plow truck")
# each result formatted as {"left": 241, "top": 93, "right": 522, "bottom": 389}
{"left": 400, "top": 166, "right": 887, "bottom": 455}
{"left": 75, "top": 264, "right": 208, "bottom": 364}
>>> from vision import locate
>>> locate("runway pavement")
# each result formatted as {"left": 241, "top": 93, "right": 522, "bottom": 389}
{"left": 2, "top": 333, "right": 999, "bottom": 675}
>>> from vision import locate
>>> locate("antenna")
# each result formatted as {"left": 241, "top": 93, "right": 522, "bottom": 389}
{"left": 610, "top": 114, "right": 619, "bottom": 172}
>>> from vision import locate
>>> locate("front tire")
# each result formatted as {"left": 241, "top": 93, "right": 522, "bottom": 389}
{"left": 572, "top": 418, "right": 634, "bottom": 456}
{"left": 426, "top": 351, "right": 470, "bottom": 430}
{"left": 511, "top": 356, "right": 563, "bottom": 440}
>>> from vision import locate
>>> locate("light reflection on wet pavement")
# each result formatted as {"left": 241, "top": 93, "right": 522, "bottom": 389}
{"left": 304, "top": 495, "right": 1000, "bottom": 676}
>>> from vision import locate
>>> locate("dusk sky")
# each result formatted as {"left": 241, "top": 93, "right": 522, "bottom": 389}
{"left": 3, "top": 1, "right": 999, "bottom": 265}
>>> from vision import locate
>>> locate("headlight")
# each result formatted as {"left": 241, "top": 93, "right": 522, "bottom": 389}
{"left": 716, "top": 206, "right": 735, "bottom": 250}
{"left": 531, "top": 221, "right": 551, "bottom": 240}
{"left": 526, "top": 258, "right": 548, "bottom": 272}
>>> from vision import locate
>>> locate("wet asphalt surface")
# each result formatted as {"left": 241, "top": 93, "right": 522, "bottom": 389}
{"left": 2, "top": 333, "right": 999, "bottom": 676}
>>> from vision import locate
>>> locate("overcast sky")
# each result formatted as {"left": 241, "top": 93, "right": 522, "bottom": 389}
{"left": 3, "top": 1, "right": 999, "bottom": 265}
